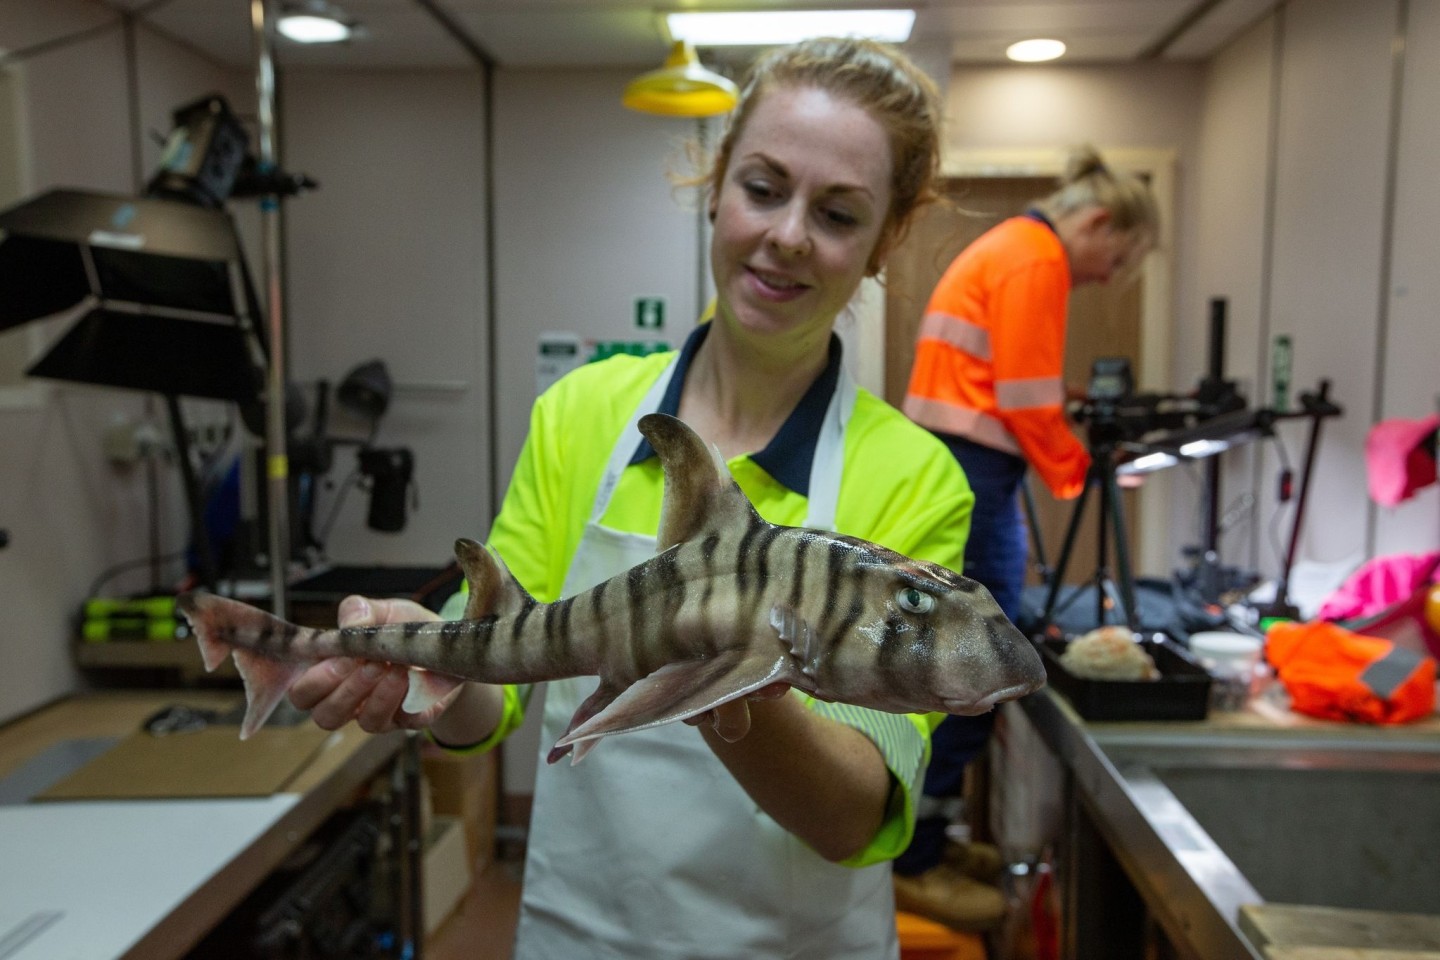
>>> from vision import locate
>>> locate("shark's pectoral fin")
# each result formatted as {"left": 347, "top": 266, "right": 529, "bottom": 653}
{"left": 400, "top": 668, "right": 465, "bottom": 719}
{"left": 554, "top": 649, "right": 801, "bottom": 754}
{"left": 545, "top": 681, "right": 623, "bottom": 765}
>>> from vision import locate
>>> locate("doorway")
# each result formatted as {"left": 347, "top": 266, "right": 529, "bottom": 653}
{"left": 883, "top": 176, "right": 1145, "bottom": 588}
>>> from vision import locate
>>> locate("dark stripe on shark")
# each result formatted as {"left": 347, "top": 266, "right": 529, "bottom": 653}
{"left": 734, "top": 521, "right": 761, "bottom": 597}
{"left": 589, "top": 578, "right": 609, "bottom": 631}
{"left": 625, "top": 560, "right": 651, "bottom": 674}
{"left": 876, "top": 611, "right": 922, "bottom": 701}
{"left": 818, "top": 537, "right": 849, "bottom": 640}
{"left": 510, "top": 601, "right": 536, "bottom": 654}
{"left": 916, "top": 621, "right": 939, "bottom": 698}
{"left": 640, "top": 550, "right": 688, "bottom": 675}
{"left": 438, "top": 618, "right": 468, "bottom": 672}
{"left": 554, "top": 596, "right": 576, "bottom": 664}
{"left": 788, "top": 532, "right": 809, "bottom": 615}
{"left": 699, "top": 532, "right": 720, "bottom": 622}
{"left": 753, "top": 523, "right": 783, "bottom": 586}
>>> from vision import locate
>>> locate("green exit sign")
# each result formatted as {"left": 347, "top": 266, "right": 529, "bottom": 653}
{"left": 635, "top": 297, "right": 666, "bottom": 330}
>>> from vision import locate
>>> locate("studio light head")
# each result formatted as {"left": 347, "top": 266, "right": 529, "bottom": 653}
{"left": 145, "top": 96, "right": 250, "bottom": 209}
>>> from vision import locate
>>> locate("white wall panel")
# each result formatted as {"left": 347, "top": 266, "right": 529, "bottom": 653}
{"left": 1373, "top": 0, "right": 1440, "bottom": 554}
{"left": 492, "top": 68, "right": 706, "bottom": 499}
{"left": 1191, "top": 17, "right": 1277, "bottom": 575}
{"left": 283, "top": 68, "right": 490, "bottom": 564}
{"left": 1263, "top": 0, "right": 1399, "bottom": 572}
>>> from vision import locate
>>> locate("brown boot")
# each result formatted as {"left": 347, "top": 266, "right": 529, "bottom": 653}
{"left": 893, "top": 863, "right": 1006, "bottom": 933}
{"left": 943, "top": 839, "right": 1005, "bottom": 883}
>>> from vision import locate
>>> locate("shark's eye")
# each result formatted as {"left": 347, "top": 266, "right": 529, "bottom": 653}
{"left": 896, "top": 588, "right": 935, "bottom": 614}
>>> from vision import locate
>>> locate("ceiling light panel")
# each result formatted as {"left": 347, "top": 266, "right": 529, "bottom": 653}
{"left": 666, "top": 10, "right": 916, "bottom": 46}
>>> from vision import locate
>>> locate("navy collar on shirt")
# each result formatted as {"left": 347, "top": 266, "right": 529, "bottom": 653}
{"left": 1024, "top": 207, "right": 1058, "bottom": 233}
{"left": 626, "top": 321, "right": 844, "bottom": 497}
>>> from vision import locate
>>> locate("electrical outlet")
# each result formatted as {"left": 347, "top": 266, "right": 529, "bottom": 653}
{"left": 103, "top": 419, "right": 167, "bottom": 464}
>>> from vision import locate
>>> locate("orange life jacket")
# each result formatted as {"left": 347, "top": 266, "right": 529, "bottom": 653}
{"left": 1266, "top": 620, "right": 1436, "bottom": 724}
{"left": 903, "top": 216, "right": 1089, "bottom": 499}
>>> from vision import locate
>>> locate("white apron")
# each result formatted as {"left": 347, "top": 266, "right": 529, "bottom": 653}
{"left": 512, "top": 358, "right": 898, "bottom": 960}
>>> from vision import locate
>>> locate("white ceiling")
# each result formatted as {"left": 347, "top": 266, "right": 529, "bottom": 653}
{"left": 87, "top": 0, "right": 1279, "bottom": 72}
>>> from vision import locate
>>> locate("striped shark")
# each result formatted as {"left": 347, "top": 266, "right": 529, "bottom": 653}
{"left": 179, "top": 413, "right": 1045, "bottom": 761}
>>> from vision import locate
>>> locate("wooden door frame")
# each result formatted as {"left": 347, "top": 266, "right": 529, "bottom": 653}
{"left": 940, "top": 147, "right": 1178, "bottom": 577}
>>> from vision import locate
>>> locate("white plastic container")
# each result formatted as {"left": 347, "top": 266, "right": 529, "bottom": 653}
{"left": 1188, "top": 631, "right": 1264, "bottom": 711}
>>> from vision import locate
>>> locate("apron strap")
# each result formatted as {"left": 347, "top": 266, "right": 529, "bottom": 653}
{"left": 589, "top": 356, "right": 680, "bottom": 524}
{"left": 589, "top": 354, "right": 858, "bottom": 532}
{"left": 804, "top": 366, "right": 858, "bottom": 531}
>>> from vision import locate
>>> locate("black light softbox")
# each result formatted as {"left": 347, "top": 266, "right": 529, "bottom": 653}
{"left": 0, "top": 187, "right": 269, "bottom": 587}
{"left": 0, "top": 187, "right": 263, "bottom": 402}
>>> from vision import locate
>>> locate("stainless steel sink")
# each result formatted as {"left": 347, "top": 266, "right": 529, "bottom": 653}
{"left": 1019, "top": 690, "right": 1440, "bottom": 959}
{"left": 1104, "top": 738, "right": 1440, "bottom": 916}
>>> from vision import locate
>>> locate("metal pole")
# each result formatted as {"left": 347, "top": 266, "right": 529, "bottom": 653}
{"left": 252, "top": 0, "right": 290, "bottom": 617}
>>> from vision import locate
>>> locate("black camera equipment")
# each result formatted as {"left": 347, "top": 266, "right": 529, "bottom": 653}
{"left": 1034, "top": 297, "right": 1345, "bottom": 638}
{"left": 1040, "top": 356, "right": 1156, "bottom": 632}
{"left": 358, "top": 448, "right": 416, "bottom": 533}
{"left": 1038, "top": 337, "right": 1253, "bottom": 634}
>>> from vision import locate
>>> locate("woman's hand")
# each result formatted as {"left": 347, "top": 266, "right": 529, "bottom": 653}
{"left": 288, "top": 595, "right": 446, "bottom": 734}
{"left": 683, "top": 683, "right": 792, "bottom": 741}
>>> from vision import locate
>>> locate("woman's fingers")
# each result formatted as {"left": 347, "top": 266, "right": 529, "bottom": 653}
{"left": 288, "top": 657, "right": 358, "bottom": 712}
{"left": 355, "top": 664, "right": 412, "bottom": 733}
{"left": 307, "top": 660, "right": 388, "bottom": 730}
{"left": 685, "top": 684, "right": 793, "bottom": 741}
{"left": 708, "top": 699, "right": 752, "bottom": 742}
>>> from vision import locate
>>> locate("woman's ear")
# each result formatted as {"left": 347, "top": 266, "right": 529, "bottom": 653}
{"left": 865, "top": 224, "right": 898, "bottom": 276}
{"left": 1084, "top": 206, "right": 1114, "bottom": 233}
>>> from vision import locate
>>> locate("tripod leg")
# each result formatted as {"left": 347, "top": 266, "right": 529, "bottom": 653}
{"left": 1103, "top": 469, "right": 1139, "bottom": 630}
{"left": 1041, "top": 472, "right": 1093, "bottom": 630}
{"left": 1020, "top": 477, "right": 1050, "bottom": 582}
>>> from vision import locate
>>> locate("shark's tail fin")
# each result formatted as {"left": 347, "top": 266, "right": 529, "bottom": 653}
{"left": 177, "top": 591, "right": 463, "bottom": 739}
{"left": 177, "top": 592, "right": 317, "bottom": 739}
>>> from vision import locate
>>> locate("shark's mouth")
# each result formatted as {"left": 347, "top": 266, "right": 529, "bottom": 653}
{"left": 944, "top": 682, "right": 1037, "bottom": 715}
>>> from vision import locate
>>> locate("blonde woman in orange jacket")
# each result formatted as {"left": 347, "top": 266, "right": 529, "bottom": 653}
{"left": 892, "top": 147, "right": 1158, "bottom": 928}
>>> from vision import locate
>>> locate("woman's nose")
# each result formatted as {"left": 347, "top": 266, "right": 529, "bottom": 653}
{"left": 767, "top": 205, "right": 811, "bottom": 257}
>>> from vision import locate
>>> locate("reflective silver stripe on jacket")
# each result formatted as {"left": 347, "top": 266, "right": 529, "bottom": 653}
{"left": 995, "top": 375, "right": 1065, "bottom": 411}
{"left": 901, "top": 396, "right": 1020, "bottom": 454}
{"left": 918, "top": 311, "right": 991, "bottom": 361}
{"left": 1359, "top": 645, "right": 1425, "bottom": 699}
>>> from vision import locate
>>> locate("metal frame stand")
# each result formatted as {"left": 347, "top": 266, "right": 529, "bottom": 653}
{"left": 1256, "top": 379, "right": 1342, "bottom": 621}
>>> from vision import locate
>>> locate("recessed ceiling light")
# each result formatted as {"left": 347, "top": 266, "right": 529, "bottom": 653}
{"left": 278, "top": 3, "right": 357, "bottom": 44}
{"left": 666, "top": 10, "right": 916, "bottom": 46}
{"left": 278, "top": 15, "right": 351, "bottom": 43}
{"left": 1006, "top": 38, "right": 1067, "bottom": 63}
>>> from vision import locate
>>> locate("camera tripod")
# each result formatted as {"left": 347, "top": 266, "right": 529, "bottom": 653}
{"left": 1037, "top": 437, "right": 1140, "bottom": 634}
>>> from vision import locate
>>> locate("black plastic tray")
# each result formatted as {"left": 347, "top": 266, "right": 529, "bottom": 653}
{"left": 1037, "top": 634, "right": 1212, "bottom": 722}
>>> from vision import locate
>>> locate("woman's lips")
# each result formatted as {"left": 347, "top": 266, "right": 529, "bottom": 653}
{"left": 745, "top": 265, "right": 809, "bottom": 302}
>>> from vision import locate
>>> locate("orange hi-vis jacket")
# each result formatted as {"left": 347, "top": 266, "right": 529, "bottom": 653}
{"left": 903, "top": 215, "right": 1090, "bottom": 499}
{"left": 1266, "top": 620, "right": 1436, "bottom": 724}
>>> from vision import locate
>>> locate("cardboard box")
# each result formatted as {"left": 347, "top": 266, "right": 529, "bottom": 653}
{"left": 422, "top": 745, "right": 498, "bottom": 870}
{"left": 424, "top": 815, "right": 472, "bottom": 937}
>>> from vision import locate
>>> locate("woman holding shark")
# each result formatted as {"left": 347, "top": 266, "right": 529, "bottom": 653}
{"left": 287, "top": 37, "right": 1000, "bottom": 959}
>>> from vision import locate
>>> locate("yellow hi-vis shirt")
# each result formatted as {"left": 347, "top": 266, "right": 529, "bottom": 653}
{"left": 443, "top": 333, "right": 974, "bottom": 866}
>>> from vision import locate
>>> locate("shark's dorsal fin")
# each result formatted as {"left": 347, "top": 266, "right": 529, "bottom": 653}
{"left": 454, "top": 537, "right": 532, "bottom": 619}
{"left": 639, "top": 413, "right": 761, "bottom": 552}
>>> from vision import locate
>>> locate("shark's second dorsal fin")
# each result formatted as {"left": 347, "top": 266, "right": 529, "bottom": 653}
{"left": 454, "top": 538, "right": 532, "bottom": 620}
{"left": 639, "top": 413, "right": 761, "bottom": 552}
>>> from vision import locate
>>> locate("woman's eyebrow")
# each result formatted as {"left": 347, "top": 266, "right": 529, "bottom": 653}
{"left": 738, "top": 151, "right": 875, "bottom": 200}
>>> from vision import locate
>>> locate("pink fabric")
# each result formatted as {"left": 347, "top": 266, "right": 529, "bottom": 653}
{"left": 1366, "top": 415, "right": 1440, "bottom": 507}
{"left": 1318, "top": 551, "right": 1440, "bottom": 622}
